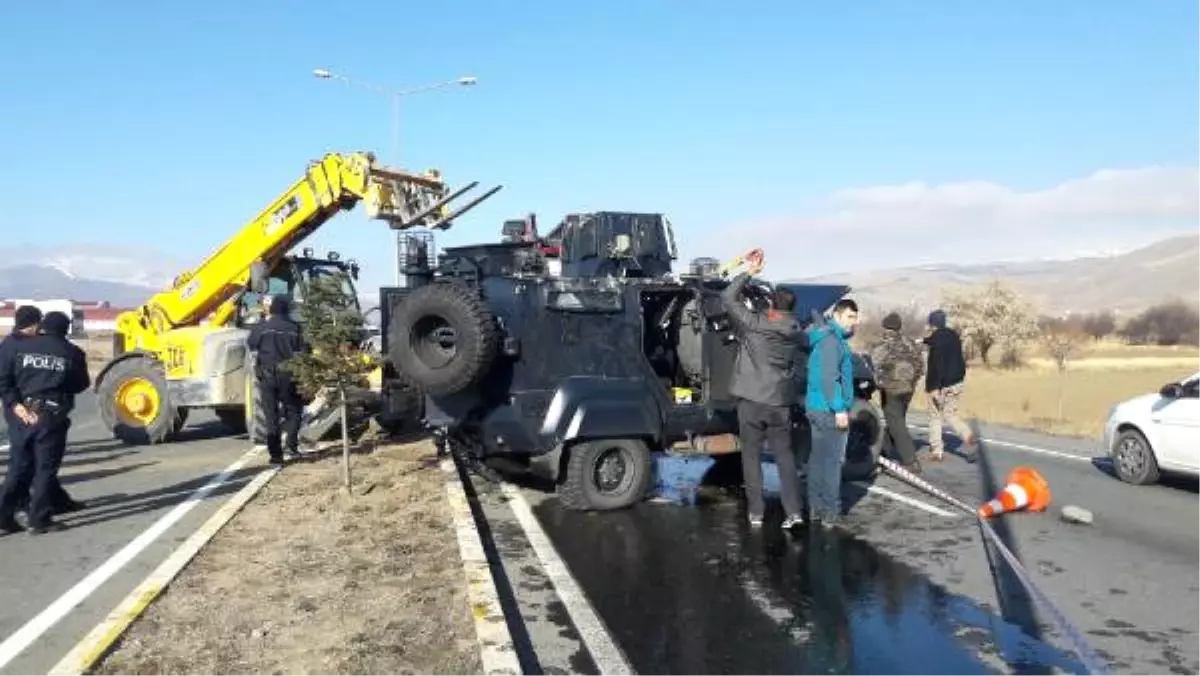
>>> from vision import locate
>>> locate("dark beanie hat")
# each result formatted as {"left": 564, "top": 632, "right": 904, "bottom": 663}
{"left": 928, "top": 309, "right": 947, "bottom": 328}
{"left": 41, "top": 311, "right": 72, "bottom": 336}
{"left": 14, "top": 305, "right": 42, "bottom": 331}
{"left": 882, "top": 312, "right": 902, "bottom": 331}
{"left": 269, "top": 294, "right": 291, "bottom": 316}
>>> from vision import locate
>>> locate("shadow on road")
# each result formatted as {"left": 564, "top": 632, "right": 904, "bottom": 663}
{"left": 968, "top": 419, "right": 1052, "bottom": 675}
{"left": 1090, "top": 457, "right": 1199, "bottom": 494}
{"left": 59, "top": 468, "right": 262, "bottom": 529}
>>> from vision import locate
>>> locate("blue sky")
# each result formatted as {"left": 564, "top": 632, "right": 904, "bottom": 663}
{"left": 1, "top": 1, "right": 1196, "bottom": 288}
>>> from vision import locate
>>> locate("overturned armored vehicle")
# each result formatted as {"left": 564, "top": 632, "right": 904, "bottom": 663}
{"left": 379, "top": 212, "right": 885, "bottom": 511}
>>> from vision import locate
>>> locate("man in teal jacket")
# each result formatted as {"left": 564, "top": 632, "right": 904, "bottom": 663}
{"left": 805, "top": 298, "right": 860, "bottom": 526}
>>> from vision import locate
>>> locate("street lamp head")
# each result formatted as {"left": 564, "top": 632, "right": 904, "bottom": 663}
{"left": 313, "top": 69, "right": 333, "bottom": 79}
{"left": 457, "top": 76, "right": 478, "bottom": 86}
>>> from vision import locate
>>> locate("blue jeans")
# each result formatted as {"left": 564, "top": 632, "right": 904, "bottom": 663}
{"left": 806, "top": 410, "right": 847, "bottom": 519}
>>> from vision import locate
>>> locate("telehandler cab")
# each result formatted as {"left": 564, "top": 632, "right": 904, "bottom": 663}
{"left": 94, "top": 151, "right": 497, "bottom": 445}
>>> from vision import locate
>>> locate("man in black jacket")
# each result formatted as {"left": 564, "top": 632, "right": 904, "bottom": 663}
{"left": 721, "top": 250, "right": 806, "bottom": 531}
{"left": 922, "top": 310, "right": 977, "bottom": 463}
{"left": 247, "top": 295, "right": 307, "bottom": 465}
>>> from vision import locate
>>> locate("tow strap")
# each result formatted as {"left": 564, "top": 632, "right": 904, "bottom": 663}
{"left": 876, "top": 456, "right": 1111, "bottom": 675}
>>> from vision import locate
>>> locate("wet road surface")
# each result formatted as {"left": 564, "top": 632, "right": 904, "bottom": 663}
{"left": 467, "top": 417, "right": 1198, "bottom": 675}
{"left": 0, "top": 393, "right": 267, "bottom": 675}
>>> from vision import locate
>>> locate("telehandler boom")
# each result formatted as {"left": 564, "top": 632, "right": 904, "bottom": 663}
{"left": 95, "top": 151, "right": 482, "bottom": 445}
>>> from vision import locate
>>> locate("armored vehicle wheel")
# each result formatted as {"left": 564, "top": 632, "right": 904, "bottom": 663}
{"left": 97, "top": 356, "right": 183, "bottom": 445}
{"left": 842, "top": 398, "right": 885, "bottom": 482}
{"left": 559, "top": 438, "right": 654, "bottom": 511}
{"left": 389, "top": 281, "right": 499, "bottom": 397}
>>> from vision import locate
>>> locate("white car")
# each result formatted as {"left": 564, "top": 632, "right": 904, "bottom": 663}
{"left": 1103, "top": 371, "right": 1200, "bottom": 485}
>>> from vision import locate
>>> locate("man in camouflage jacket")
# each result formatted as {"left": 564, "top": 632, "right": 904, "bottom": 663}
{"left": 869, "top": 312, "right": 924, "bottom": 471}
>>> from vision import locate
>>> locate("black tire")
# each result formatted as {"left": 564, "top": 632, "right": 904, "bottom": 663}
{"left": 559, "top": 438, "right": 654, "bottom": 511}
{"left": 1112, "top": 427, "right": 1160, "bottom": 485}
{"left": 215, "top": 407, "right": 248, "bottom": 434}
{"left": 375, "top": 376, "right": 425, "bottom": 437}
{"left": 389, "top": 281, "right": 499, "bottom": 397}
{"left": 172, "top": 408, "right": 190, "bottom": 435}
{"left": 97, "top": 357, "right": 182, "bottom": 445}
{"left": 842, "top": 398, "right": 886, "bottom": 482}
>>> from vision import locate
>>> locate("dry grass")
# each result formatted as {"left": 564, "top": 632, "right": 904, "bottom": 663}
{"left": 911, "top": 360, "right": 1197, "bottom": 438}
{"left": 74, "top": 333, "right": 114, "bottom": 378}
{"left": 95, "top": 440, "right": 483, "bottom": 676}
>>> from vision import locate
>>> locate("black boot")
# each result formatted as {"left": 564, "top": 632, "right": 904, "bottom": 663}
{"left": 29, "top": 520, "right": 67, "bottom": 535}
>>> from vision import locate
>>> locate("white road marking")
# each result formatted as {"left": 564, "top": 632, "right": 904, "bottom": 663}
{"left": 441, "top": 459, "right": 521, "bottom": 676}
{"left": 501, "top": 484, "right": 636, "bottom": 676}
{"left": 908, "top": 423, "right": 1095, "bottom": 463}
{"left": 48, "top": 463, "right": 282, "bottom": 675}
{"left": 0, "top": 447, "right": 263, "bottom": 671}
{"left": 857, "top": 482, "right": 960, "bottom": 518}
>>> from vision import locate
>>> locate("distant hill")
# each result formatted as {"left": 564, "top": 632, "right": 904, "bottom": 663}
{"left": 0, "top": 247, "right": 388, "bottom": 324}
{"left": 792, "top": 233, "right": 1199, "bottom": 317}
{"left": 0, "top": 264, "right": 158, "bottom": 308}
{"left": 3, "top": 233, "right": 1196, "bottom": 319}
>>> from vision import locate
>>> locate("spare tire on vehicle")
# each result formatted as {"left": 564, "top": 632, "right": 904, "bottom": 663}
{"left": 388, "top": 281, "right": 499, "bottom": 397}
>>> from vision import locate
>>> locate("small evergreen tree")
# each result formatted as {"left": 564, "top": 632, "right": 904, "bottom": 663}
{"left": 285, "top": 274, "right": 378, "bottom": 489}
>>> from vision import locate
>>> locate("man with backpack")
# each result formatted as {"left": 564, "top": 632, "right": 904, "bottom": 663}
{"left": 869, "top": 312, "right": 925, "bottom": 473}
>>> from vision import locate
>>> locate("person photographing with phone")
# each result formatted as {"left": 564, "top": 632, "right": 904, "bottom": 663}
{"left": 804, "top": 298, "right": 860, "bottom": 529}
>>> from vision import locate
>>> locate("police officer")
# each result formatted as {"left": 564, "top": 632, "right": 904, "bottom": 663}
{"left": 247, "top": 294, "right": 306, "bottom": 465}
{"left": 0, "top": 310, "right": 90, "bottom": 534}
{"left": 1, "top": 307, "right": 87, "bottom": 518}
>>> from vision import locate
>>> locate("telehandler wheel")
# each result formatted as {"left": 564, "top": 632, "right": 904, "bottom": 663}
{"left": 842, "top": 398, "right": 886, "bottom": 482}
{"left": 173, "top": 408, "right": 190, "bottom": 435}
{"left": 97, "top": 357, "right": 182, "bottom": 445}
{"left": 559, "top": 438, "right": 654, "bottom": 511}
{"left": 389, "top": 281, "right": 499, "bottom": 397}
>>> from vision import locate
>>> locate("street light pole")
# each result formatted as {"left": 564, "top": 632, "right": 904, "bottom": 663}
{"left": 312, "top": 69, "right": 477, "bottom": 285}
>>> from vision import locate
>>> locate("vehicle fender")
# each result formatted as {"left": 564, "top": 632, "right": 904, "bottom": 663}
{"left": 93, "top": 350, "right": 156, "bottom": 392}
{"left": 539, "top": 376, "right": 664, "bottom": 448}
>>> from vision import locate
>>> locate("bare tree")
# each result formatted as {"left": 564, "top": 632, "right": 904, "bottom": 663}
{"left": 940, "top": 280, "right": 1040, "bottom": 367}
{"left": 1041, "top": 322, "right": 1089, "bottom": 421}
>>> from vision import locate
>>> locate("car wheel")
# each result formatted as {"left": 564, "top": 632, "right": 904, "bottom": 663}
{"left": 559, "top": 438, "right": 654, "bottom": 511}
{"left": 1113, "top": 427, "right": 1161, "bottom": 485}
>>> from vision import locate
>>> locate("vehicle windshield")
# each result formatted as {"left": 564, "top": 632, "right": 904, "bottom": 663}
{"left": 293, "top": 265, "right": 360, "bottom": 319}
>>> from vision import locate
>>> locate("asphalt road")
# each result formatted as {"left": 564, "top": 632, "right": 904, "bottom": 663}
{"left": 3, "top": 393, "right": 1195, "bottom": 675}
{"left": 469, "top": 417, "right": 1199, "bottom": 675}
{"left": 0, "top": 392, "right": 268, "bottom": 675}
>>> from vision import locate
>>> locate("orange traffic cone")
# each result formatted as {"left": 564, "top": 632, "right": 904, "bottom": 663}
{"left": 977, "top": 466, "right": 1051, "bottom": 518}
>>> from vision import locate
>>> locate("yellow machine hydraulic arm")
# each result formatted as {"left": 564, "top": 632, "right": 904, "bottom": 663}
{"left": 121, "top": 151, "right": 455, "bottom": 345}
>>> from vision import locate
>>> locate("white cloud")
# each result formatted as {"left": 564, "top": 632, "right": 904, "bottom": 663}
{"left": 686, "top": 165, "right": 1200, "bottom": 279}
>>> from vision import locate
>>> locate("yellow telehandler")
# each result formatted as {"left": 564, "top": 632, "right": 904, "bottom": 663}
{"left": 94, "top": 151, "right": 489, "bottom": 444}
